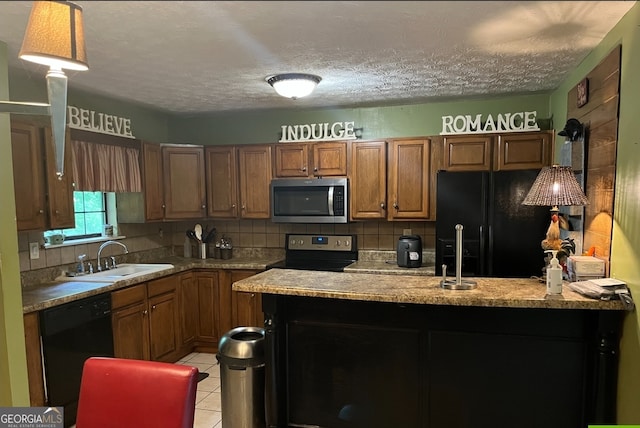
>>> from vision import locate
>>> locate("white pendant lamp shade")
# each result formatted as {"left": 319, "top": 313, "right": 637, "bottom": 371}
{"left": 266, "top": 73, "right": 321, "bottom": 99}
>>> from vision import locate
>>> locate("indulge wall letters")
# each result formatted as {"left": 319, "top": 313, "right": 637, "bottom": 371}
{"left": 279, "top": 121, "right": 357, "bottom": 142}
{"left": 440, "top": 111, "right": 540, "bottom": 135}
{"left": 67, "top": 106, "right": 135, "bottom": 138}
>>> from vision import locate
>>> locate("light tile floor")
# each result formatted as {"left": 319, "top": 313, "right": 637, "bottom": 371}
{"left": 177, "top": 352, "right": 223, "bottom": 428}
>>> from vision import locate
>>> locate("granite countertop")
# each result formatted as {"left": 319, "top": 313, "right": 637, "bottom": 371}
{"left": 232, "top": 268, "right": 628, "bottom": 310}
{"left": 22, "top": 255, "right": 283, "bottom": 313}
{"left": 344, "top": 260, "right": 435, "bottom": 275}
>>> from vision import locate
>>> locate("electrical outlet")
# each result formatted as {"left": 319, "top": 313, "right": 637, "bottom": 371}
{"left": 29, "top": 242, "right": 40, "bottom": 260}
{"left": 403, "top": 229, "right": 412, "bottom": 235}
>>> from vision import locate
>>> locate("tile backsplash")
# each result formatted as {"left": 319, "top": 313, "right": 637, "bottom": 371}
{"left": 18, "top": 219, "right": 435, "bottom": 278}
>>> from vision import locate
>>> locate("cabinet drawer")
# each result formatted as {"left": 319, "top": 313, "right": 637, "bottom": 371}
{"left": 148, "top": 274, "right": 177, "bottom": 297}
{"left": 112, "top": 284, "right": 146, "bottom": 309}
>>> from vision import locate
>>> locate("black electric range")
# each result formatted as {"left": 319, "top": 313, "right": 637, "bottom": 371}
{"left": 268, "top": 234, "right": 358, "bottom": 272}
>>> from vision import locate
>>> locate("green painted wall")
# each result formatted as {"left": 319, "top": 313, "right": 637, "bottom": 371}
{"left": 0, "top": 41, "right": 29, "bottom": 406}
{"left": 169, "top": 93, "right": 550, "bottom": 145}
{"left": 9, "top": 74, "right": 172, "bottom": 142}
{"left": 549, "top": 2, "right": 640, "bottom": 422}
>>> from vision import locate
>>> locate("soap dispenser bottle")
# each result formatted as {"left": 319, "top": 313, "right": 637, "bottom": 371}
{"left": 545, "top": 250, "right": 563, "bottom": 295}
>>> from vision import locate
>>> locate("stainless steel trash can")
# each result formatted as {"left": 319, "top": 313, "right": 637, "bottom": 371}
{"left": 217, "top": 326, "right": 266, "bottom": 428}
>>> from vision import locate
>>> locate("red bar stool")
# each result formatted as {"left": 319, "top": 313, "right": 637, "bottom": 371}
{"left": 76, "top": 357, "right": 198, "bottom": 428}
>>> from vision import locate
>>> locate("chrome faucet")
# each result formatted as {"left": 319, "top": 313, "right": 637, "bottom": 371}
{"left": 97, "top": 240, "right": 129, "bottom": 272}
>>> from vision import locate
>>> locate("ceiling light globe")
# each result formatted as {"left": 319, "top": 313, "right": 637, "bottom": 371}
{"left": 267, "top": 73, "right": 321, "bottom": 99}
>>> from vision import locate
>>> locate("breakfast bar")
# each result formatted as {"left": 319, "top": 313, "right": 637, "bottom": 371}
{"left": 233, "top": 269, "right": 626, "bottom": 428}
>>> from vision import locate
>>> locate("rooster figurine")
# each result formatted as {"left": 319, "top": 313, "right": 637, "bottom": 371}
{"left": 541, "top": 213, "right": 562, "bottom": 252}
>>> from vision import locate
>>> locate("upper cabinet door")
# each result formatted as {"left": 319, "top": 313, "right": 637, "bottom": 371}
{"left": 44, "top": 127, "right": 75, "bottom": 229}
{"left": 238, "top": 145, "right": 272, "bottom": 219}
{"left": 206, "top": 146, "right": 239, "bottom": 218}
{"left": 274, "top": 141, "right": 347, "bottom": 178}
{"left": 312, "top": 141, "right": 347, "bottom": 176}
{"left": 442, "top": 135, "right": 492, "bottom": 171}
{"left": 162, "top": 145, "right": 206, "bottom": 219}
{"left": 11, "top": 121, "right": 47, "bottom": 231}
{"left": 495, "top": 131, "right": 552, "bottom": 171}
{"left": 349, "top": 141, "right": 387, "bottom": 220}
{"left": 274, "top": 143, "right": 309, "bottom": 177}
{"left": 388, "top": 138, "right": 431, "bottom": 220}
{"left": 142, "top": 142, "right": 165, "bottom": 221}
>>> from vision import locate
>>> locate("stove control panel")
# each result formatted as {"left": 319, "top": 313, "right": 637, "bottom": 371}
{"left": 287, "top": 234, "right": 354, "bottom": 251}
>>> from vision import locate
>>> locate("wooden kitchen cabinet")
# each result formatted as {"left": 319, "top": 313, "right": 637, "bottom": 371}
{"left": 206, "top": 146, "right": 239, "bottom": 218}
{"left": 112, "top": 283, "right": 149, "bottom": 360}
{"left": 349, "top": 140, "right": 388, "bottom": 220}
{"left": 118, "top": 142, "right": 207, "bottom": 222}
{"left": 195, "top": 271, "right": 220, "bottom": 346}
{"left": 11, "top": 121, "right": 75, "bottom": 231}
{"left": 443, "top": 135, "right": 493, "bottom": 171}
{"left": 24, "top": 312, "right": 46, "bottom": 406}
{"left": 495, "top": 131, "right": 552, "bottom": 171}
{"left": 180, "top": 272, "right": 198, "bottom": 348}
{"left": 163, "top": 145, "right": 207, "bottom": 219}
{"left": 442, "top": 131, "right": 552, "bottom": 172}
{"left": 274, "top": 141, "right": 347, "bottom": 177}
{"left": 142, "top": 142, "right": 165, "bottom": 221}
{"left": 229, "top": 270, "right": 264, "bottom": 328}
{"left": 112, "top": 274, "right": 181, "bottom": 362}
{"left": 387, "top": 138, "right": 431, "bottom": 220}
{"left": 238, "top": 145, "right": 273, "bottom": 219}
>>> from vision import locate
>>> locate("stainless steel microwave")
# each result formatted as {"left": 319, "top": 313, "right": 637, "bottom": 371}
{"left": 271, "top": 177, "right": 349, "bottom": 223}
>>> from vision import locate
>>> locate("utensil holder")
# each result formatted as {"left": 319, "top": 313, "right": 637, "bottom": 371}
{"left": 199, "top": 243, "right": 207, "bottom": 259}
{"left": 220, "top": 248, "right": 232, "bottom": 260}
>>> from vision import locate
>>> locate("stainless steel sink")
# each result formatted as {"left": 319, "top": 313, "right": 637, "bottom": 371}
{"left": 58, "top": 263, "right": 174, "bottom": 283}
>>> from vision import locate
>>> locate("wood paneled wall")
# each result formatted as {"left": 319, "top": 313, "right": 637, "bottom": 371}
{"left": 566, "top": 45, "right": 621, "bottom": 261}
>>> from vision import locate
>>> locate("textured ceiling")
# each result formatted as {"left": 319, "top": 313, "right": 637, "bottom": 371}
{"left": 0, "top": 1, "right": 635, "bottom": 115}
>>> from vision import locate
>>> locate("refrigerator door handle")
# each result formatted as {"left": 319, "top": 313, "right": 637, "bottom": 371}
{"left": 487, "top": 224, "right": 494, "bottom": 276}
{"left": 479, "top": 225, "right": 485, "bottom": 276}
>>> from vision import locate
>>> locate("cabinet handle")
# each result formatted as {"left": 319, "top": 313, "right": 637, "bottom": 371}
{"left": 301, "top": 166, "right": 307, "bottom": 172}
{"left": 393, "top": 202, "right": 399, "bottom": 209}
{"left": 142, "top": 310, "right": 148, "bottom": 316}
{"left": 55, "top": 210, "right": 60, "bottom": 214}
{"left": 38, "top": 209, "right": 44, "bottom": 214}
{"left": 231, "top": 204, "right": 236, "bottom": 208}
{"left": 161, "top": 204, "right": 166, "bottom": 209}
{"left": 151, "top": 305, "right": 156, "bottom": 310}
{"left": 313, "top": 167, "right": 318, "bottom": 172}
{"left": 380, "top": 202, "right": 386, "bottom": 209}
{"left": 242, "top": 204, "right": 246, "bottom": 210}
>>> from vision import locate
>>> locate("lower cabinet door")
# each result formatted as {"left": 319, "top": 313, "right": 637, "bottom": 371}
{"left": 112, "top": 301, "right": 149, "bottom": 360}
{"left": 148, "top": 291, "right": 179, "bottom": 361}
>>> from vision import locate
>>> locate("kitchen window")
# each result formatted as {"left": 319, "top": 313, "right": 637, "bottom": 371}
{"left": 44, "top": 191, "right": 113, "bottom": 241}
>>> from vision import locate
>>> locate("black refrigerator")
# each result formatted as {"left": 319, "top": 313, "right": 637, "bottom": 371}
{"left": 435, "top": 170, "right": 550, "bottom": 278}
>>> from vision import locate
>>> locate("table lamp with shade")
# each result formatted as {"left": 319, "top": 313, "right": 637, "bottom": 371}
{"left": 522, "top": 165, "right": 588, "bottom": 274}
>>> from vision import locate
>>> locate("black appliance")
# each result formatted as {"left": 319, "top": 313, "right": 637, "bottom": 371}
{"left": 270, "top": 177, "right": 349, "bottom": 224}
{"left": 397, "top": 235, "right": 422, "bottom": 268}
{"left": 435, "top": 170, "right": 550, "bottom": 278}
{"left": 268, "top": 233, "right": 357, "bottom": 272}
{"left": 40, "top": 293, "right": 114, "bottom": 427}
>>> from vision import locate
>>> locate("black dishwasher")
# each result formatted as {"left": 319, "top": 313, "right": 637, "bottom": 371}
{"left": 40, "top": 293, "right": 114, "bottom": 427}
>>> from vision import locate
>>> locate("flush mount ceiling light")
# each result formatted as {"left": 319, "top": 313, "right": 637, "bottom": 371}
{"left": 0, "top": 0, "right": 88, "bottom": 179}
{"left": 266, "top": 73, "right": 322, "bottom": 100}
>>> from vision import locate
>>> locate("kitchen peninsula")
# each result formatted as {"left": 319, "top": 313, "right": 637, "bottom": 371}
{"left": 233, "top": 269, "right": 626, "bottom": 428}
